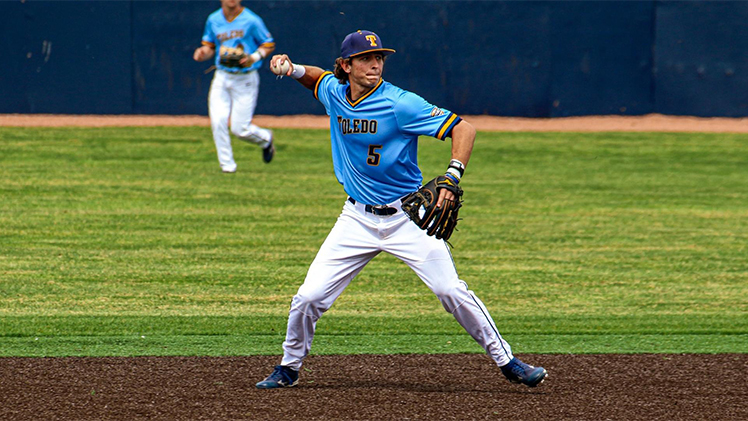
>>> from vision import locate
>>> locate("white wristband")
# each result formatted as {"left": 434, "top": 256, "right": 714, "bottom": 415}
{"left": 249, "top": 52, "right": 262, "bottom": 63}
{"left": 449, "top": 159, "right": 465, "bottom": 176}
{"left": 290, "top": 64, "right": 306, "bottom": 79}
{"left": 446, "top": 167, "right": 462, "bottom": 181}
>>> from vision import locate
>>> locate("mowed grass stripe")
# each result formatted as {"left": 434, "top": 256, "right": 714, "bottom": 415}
{"left": 0, "top": 127, "right": 746, "bottom": 356}
{"left": 2, "top": 334, "right": 745, "bottom": 357}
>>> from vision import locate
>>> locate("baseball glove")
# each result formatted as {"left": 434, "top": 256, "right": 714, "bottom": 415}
{"left": 401, "top": 176, "right": 463, "bottom": 241}
{"left": 219, "top": 45, "right": 247, "bottom": 68}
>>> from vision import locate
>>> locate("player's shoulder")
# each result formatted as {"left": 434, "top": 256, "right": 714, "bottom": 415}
{"left": 378, "top": 82, "right": 408, "bottom": 105}
{"left": 384, "top": 82, "right": 428, "bottom": 111}
{"left": 239, "top": 7, "right": 263, "bottom": 22}
{"left": 207, "top": 9, "right": 224, "bottom": 23}
{"left": 330, "top": 77, "right": 349, "bottom": 97}
{"left": 314, "top": 71, "right": 340, "bottom": 100}
{"left": 317, "top": 71, "right": 337, "bottom": 88}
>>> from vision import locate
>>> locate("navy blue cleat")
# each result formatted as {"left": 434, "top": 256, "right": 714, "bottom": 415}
{"left": 500, "top": 357, "right": 548, "bottom": 387}
{"left": 262, "top": 134, "right": 275, "bottom": 163}
{"left": 256, "top": 365, "right": 299, "bottom": 389}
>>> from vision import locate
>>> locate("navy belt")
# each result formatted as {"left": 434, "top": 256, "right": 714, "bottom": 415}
{"left": 221, "top": 69, "right": 255, "bottom": 75}
{"left": 347, "top": 197, "right": 397, "bottom": 216}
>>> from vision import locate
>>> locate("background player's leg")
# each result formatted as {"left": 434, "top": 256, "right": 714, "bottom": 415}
{"left": 228, "top": 71, "right": 273, "bottom": 148}
{"left": 384, "top": 214, "right": 514, "bottom": 366}
{"left": 208, "top": 71, "right": 236, "bottom": 172}
{"left": 281, "top": 202, "right": 381, "bottom": 369}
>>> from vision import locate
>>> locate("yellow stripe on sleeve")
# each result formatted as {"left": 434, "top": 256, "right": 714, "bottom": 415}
{"left": 314, "top": 71, "right": 333, "bottom": 101}
{"left": 437, "top": 114, "right": 458, "bottom": 139}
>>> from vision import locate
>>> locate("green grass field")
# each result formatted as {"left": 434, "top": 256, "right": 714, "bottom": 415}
{"left": 1, "top": 127, "right": 746, "bottom": 356}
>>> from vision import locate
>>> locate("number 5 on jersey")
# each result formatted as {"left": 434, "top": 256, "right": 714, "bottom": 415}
{"left": 367, "top": 145, "right": 382, "bottom": 166}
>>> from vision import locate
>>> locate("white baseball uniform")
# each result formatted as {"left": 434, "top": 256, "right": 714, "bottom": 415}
{"left": 201, "top": 6, "right": 274, "bottom": 172}
{"left": 278, "top": 73, "right": 515, "bottom": 370}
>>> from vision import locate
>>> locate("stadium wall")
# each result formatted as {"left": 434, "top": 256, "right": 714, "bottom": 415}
{"left": 2, "top": 1, "right": 746, "bottom": 117}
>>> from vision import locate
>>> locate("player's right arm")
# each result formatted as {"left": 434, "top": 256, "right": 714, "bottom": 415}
{"left": 269, "top": 54, "right": 325, "bottom": 90}
{"left": 194, "top": 44, "right": 215, "bottom": 62}
{"left": 195, "top": 16, "right": 216, "bottom": 62}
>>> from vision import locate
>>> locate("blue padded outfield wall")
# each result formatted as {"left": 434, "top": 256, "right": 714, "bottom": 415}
{"left": 2, "top": 1, "right": 746, "bottom": 117}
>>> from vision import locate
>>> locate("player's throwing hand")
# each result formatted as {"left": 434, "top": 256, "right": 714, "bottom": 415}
{"left": 269, "top": 55, "right": 293, "bottom": 77}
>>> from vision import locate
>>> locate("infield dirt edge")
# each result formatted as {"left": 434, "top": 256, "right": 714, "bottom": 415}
{"left": 2, "top": 113, "right": 748, "bottom": 133}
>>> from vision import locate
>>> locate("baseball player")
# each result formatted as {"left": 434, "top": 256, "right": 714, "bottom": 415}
{"left": 193, "top": 0, "right": 276, "bottom": 173}
{"left": 256, "top": 30, "right": 547, "bottom": 389}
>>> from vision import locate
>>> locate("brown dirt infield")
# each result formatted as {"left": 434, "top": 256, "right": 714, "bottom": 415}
{"left": 1, "top": 354, "right": 746, "bottom": 420}
{"left": 2, "top": 114, "right": 746, "bottom": 420}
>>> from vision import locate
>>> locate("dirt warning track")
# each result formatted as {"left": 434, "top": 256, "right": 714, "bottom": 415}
{"left": 2, "top": 113, "right": 747, "bottom": 133}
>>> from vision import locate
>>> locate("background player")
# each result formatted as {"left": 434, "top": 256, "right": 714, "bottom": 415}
{"left": 256, "top": 30, "right": 548, "bottom": 389}
{"left": 193, "top": 0, "right": 276, "bottom": 173}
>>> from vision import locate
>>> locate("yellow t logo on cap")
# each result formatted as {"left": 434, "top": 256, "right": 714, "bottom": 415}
{"left": 365, "top": 35, "right": 378, "bottom": 47}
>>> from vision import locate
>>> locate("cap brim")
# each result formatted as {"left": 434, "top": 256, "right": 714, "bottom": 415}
{"left": 348, "top": 48, "right": 396, "bottom": 58}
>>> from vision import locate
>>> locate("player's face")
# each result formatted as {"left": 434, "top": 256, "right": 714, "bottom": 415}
{"left": 221, "top": 0, "right": 241, "bottom": 8}
{"left": 348, "top": 53, "right": 385, "bottom": 88}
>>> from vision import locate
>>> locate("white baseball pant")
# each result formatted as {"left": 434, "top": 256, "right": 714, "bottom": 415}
{"left": 280, "top": 198, "right": 514, "bottom": 369}
{"left": 208, "top": 70, "right": 273, "bottom": 172}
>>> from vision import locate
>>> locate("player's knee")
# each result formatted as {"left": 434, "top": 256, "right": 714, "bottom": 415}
{"left": 433, "top": 284, "right": 468, "bottom": 312}
{"left": 210, "top": 119, "right": 229, "bottom": 132}
{"left": 229, "top": 124, "right": 244, "bottom": 137}
{"left": 293, "top": 288, "right": 330, "bottom": 312}
{"left": 431, "top": 282, "right": 457, "bottom": 298}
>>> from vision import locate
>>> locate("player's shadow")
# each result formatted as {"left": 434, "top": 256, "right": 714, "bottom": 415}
{"left": 306, "top": 379, "right": 548, "bottom": 395}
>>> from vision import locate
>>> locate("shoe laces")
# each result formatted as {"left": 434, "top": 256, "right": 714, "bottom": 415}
{"left": 507, "top": 358, "right": 532, "bottom": 377}
{"left": 267, "top": 365, "right": 289, "bottom": 382}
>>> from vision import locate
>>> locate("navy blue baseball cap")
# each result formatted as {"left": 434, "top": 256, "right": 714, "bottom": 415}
{"left": 340, "top": 30, "right": 396, "bottom": 59}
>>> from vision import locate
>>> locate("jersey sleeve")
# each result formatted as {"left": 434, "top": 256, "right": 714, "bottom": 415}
{"left": 313, "top": 72, "right": 337, "bottom": 112}
{"left": 394, "top": 91, "right": 462, "bottom": 140}
{"left": 250, "top": 16, "right": 275, "bottom": 48}
{"left": 201, "top": 18, "right": 216, "bottom": 48}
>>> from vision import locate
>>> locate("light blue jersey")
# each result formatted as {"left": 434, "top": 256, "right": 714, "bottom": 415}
{"left": 314, "top": 73, "right": 462, "bottom": 205}
{"left": 201, "top": 7, "right": 274, "bottom": 73}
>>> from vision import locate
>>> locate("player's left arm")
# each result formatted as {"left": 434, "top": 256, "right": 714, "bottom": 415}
{"left": 437, "top": 120, "right": 476, "bottom": 207}
{"left": 257, "top": 43, "right": 275, "bottom": 57}
{"left": 241, "top": 43, "right": 275, "bottom": 67}
{"left": 240, "top": 16, "right": 276, "bottom": 67}
{"left": 449, "top": 120, "right": 475, "bottom": 170}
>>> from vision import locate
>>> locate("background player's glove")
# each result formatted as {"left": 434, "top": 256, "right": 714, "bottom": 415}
{"left": 401, "top": 176, "right": 463, "bottom": 241}
{"left": 219, "top": 45, "right": 248, "bottom": 68}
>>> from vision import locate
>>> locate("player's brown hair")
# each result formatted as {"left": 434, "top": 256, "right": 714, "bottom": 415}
{"left": 333, "top": 57, "right": 349, "bottom": 84}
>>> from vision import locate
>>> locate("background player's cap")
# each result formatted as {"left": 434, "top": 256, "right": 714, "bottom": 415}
{"left": 341, "top": 30, "right": 396, "bottom": 59}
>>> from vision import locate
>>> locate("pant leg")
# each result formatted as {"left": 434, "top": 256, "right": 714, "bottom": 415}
{"left": 383, "top": 213, "right": 514, "bottom": 366}
{"left": 229, "top": 71, "right": 272, "bottom": 148}
{"left": 208, "top": 71, "right": 236, "bottom": 172}
{"left": 281, "top": 201, "right": 381, "bottom": 369}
